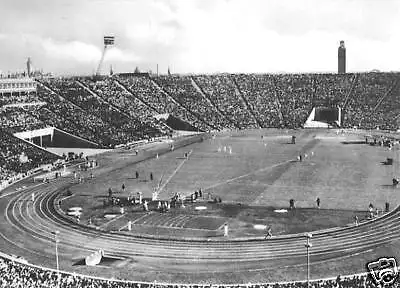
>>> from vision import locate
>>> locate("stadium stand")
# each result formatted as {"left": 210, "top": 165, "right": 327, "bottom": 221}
{"left": 193, "top": 74, "right": 259, "bottom": 129}
{"left": 343, "top": 73, "right": 398, "bottom": 130}
{"left": 3, "top": 72, "right": 400, "bottom": 287}
{"left": 0, "top": 254, "right": 383, "bottom": 287}
{"left": 312, "top": 73, "right": 355, "bottom": 108}
{"left": 78, "top": 77, "right": 168, "bottom": 137}
{"left": 233, "top": 74, "right": 282, "bottom": 128}
{"left": 35, "top": 83, "right": 118, "bottom": 147}
{"left": 40, "top": 78, "right": 159, "bottom": 145}
{"left": 273, "top": 74, "right": 314, "bottom": 129}
{"left": 0, "top": 129, "right": 59, "bottom": 182}
{"left": 154, "top": 75, "right": 233, "bottom": 130}
{"left": 0, "top": 106, "right": 47, "bottom": 132}
{"left": 361, "top": 75, "right": 400, "bottom": 130}
{"left": 0, "top": 71, "right": 398, "bottom": 183}
{"left": 0, "top": 92, "right": 40, "bottom": 106}
{"left": 116, "top": 75, "right": 211, "bottom": 131}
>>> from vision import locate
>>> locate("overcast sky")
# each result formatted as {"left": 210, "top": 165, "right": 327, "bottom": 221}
{"left": 0, "top": 0, "right": 399, "bottom": 75}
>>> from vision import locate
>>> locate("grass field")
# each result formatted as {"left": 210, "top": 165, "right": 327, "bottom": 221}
{"left": 60, "top": 128, "right": 400, "bottom": 238}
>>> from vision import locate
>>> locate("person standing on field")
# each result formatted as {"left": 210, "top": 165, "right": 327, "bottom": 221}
{"left": 316, "top": 197, "right": 320, "bottom": 209}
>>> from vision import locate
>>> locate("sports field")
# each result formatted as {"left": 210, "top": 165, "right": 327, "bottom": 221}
{"left": 61, "top": 128, "right": 400, "bottom": 237}
{"left": 3, "top": 128, "right": 400, "bottom": 283}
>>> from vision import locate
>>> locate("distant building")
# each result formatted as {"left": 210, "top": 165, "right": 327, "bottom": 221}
{"left": 338, "top": 40, "right": 346, "bottom": 74}
{"left": 0, "top": 78, "right": 37, "bottom": 94}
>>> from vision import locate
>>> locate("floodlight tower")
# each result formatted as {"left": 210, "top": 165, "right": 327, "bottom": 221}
{"left": 96, "top": 36, "right": 115, "bottom": 76}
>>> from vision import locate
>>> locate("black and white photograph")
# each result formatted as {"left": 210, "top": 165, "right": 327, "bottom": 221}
{"left": 1, "top": 0, "right": 400, "bottom": 287}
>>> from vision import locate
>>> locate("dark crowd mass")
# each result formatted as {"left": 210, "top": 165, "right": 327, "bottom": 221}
{"left": 0, "top": 255, "right": 391, "bottom": 287}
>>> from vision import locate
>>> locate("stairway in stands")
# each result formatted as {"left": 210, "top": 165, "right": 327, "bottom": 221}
{"left": 77, "top": 79, "right": 171, "bottom": 133}
{"left": 190, "top": 76, "right": 239, "bottom": 129}
{"left": 230, "top": 77, "right": 262, "bottom": 128}
{"left": 148, "top": 76, "right": 215, "bottom": 131}
{"left": 35, "top": 81, "right": 110, "bottom": 146}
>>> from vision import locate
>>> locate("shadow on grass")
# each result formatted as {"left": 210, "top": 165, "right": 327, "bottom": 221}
{"left": 341, "top": 141, "right": 367, "bottom": 145}
{"left": 381, "top": 184, "right": 396, "bottom": 189}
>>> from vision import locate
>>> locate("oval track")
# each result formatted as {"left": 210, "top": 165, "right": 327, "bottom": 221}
{"left": 2, "top": 175, "right": 400, "bottom": 276}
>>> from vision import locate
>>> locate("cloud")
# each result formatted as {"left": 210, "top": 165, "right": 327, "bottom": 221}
{"left": 0, "top": 0, "right": 399, "bottom": 74}
{"left": 42, "top": 39, "right": 101, "bottom": 63}
{"left": 105, "top": 47, "right": 140, "bottom": 62}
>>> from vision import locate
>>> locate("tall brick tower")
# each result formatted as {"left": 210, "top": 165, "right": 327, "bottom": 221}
{"left": 338, "top": 40, "right": 346, "bottom": 74}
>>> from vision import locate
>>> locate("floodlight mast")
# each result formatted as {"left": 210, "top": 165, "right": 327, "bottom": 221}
{"left": 96, "top": 36, "right": 115, "bottom": 76}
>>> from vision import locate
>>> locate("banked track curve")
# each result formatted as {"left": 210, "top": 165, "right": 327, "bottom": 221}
{"left": 2, "top": 176, "right": 400, "bottom": 276}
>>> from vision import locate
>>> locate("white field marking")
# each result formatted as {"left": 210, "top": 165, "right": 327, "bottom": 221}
{"left": 22, "top": 190, "right": 400, "bottom": 257}
{"left": 0, "top": 239, "right": 374, "bottom": 287}
{"left": 0, "top": 183, "right": 44, "bottom": 199}
{"left": 204, "top": 159, "right": 294, "bottom": 191}
{"left": 19, "top": 178, "right": 400, "bottom": 252}
{"left": 130, "top": 222, "right": 216, "bottom": 231}
{"left": 25, "top": 191, "right": 66, "bottom": 239}
{"left": 59, "top": 194, "right": 75, "bottom": 203}
{"left": 165, "top": 215, "right": 187, "bottom": 227}
{"left": 157, "top": 150, "right": 192, "bottom": 194}
{"left": 130, "top": 213, "right": 150, "bottom": 224}
{"left": 4, "top": 188, "right": 56, "bottom": 248}
{"left": 254, "top": 224, "right": 267, "bottom": 230}
{"left": 274, "top": 209, "right": 288, "bottom": 213}
{"left": 0, "top": 230, "right": 55, "bottom": 259}
{"left": 99, "top": 213, "right": 125, "bottom": 229}
{"left": 22, "top": 183, "right": 79, "bottom": 239}
{"left": 243, "top": 181, "right": 383, "bottom": 193}
{"left": 242, "top": 248, "right": 375, "bottom": 274}
{"left": 169, "top": 214, "right": 190, "bottom": 228}
{"left": 165, "top": 214, "right": 188, "bottom": 227}
{"left": 5, "top": 168, "right": 400, "bottom": 255}
{"left": 25, "top": 192, "right": 90, "bottom": 255}
{"left": 217, "top": 222, "right": 229, "bottom": 230}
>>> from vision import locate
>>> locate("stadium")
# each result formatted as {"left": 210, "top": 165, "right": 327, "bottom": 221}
{"left": 2, "top": 3, "right": 400, "bottom": 287}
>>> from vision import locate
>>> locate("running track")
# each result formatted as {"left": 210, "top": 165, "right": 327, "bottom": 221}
{"left": 0, "top": 175, "right": 398, "bottom": 279}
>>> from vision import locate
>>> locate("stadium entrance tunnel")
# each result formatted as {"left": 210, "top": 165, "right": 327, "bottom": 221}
{"left": 304, "top": 106, "right": 341, "bottom": 128}
{"left": 14, "top": 127, "right": 101, "bottom": 149}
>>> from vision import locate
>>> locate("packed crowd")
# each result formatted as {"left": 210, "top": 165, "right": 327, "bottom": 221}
{"left": 270, "top": 74, "right": 314, "bottom": 129}
{"left": 1, "top": 72, "right": 395, "bottom": 140}
{"left": 35, "top": 83, "right": 118, "bottom": 147}
{"left": 193, "top": 75, "right": 259, "bottom": 129}
{"left": 312, "top": 73, "right": 354, "bottom": 108}
{"left": 80, "top": 77, "right": 167, "bottom": 137}
{"left": 365, "top": 75, "right": 400, "bottom": 131}
{"left": 42, "top": 78, "right": 158, "bottom": 145}
{"left": 0, "top": 105, "right": 47, "bottom": 132}
{"left": 1, "top": 72, "right": 400, "bottom": 185}
{"left": 232, "top": 74, "right": 283, "bottom": 128}
{"left": 155, "top": 75, "right": 233, "bottom": 130}
{"left": 0, "top": 92, "right": 41, "bottom": 105}
{"left": 0, "top": 129, "right": 59, "bottom": 182}
{"left": 0, "top": 255, "right": 387, "bottom": 287}
{"left": 117, "top": 75, "right": 210, "bottom": 131}
{"left": 344, "top": 73, "right": 399, "bottom": 130}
